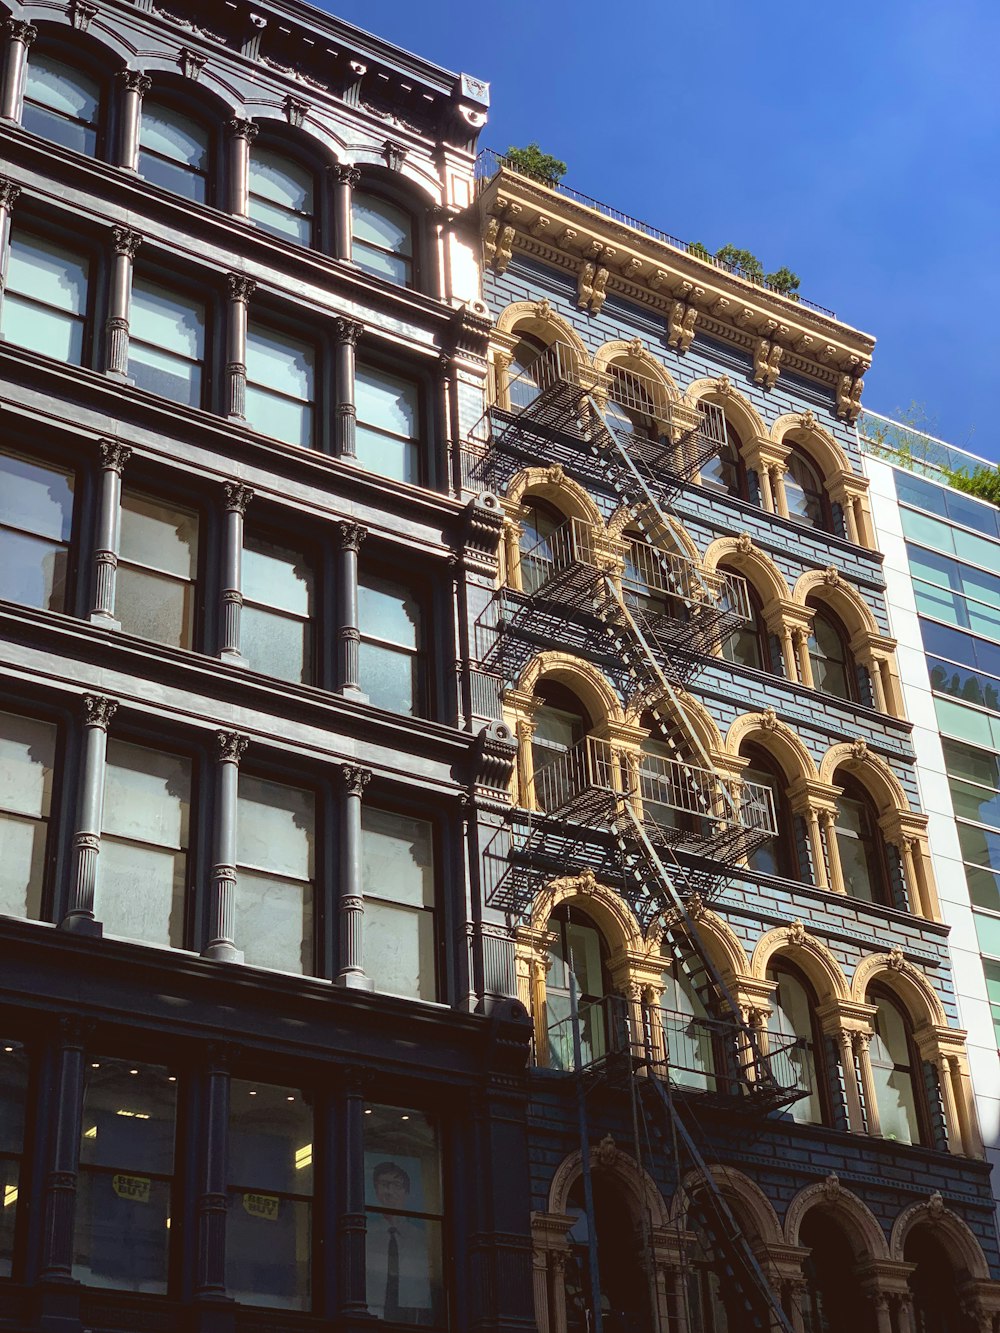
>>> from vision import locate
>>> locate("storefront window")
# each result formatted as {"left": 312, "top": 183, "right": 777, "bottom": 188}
{"left": 0, "top": 1041, "right": 28, "bottom": 1278}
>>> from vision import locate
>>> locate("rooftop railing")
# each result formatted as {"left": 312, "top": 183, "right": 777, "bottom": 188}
{"left": 477, "top": 148, "right": 837, "bottom": 319}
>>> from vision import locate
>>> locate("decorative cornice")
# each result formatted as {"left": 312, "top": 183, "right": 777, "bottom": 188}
{"left": 477, "top": 167, "right": 874, "bottom": 392}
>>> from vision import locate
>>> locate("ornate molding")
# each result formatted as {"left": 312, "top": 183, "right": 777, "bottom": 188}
{"left": 330, "top": 163, "right": 362, "bottom": 189}
{"left": 284, "top": 94, "right": 308, "bottom": 128}
{"left": 111, "top": 226, "right": 142, "bottom": 258}
{"left": 340, "top": 765, "right": 372, "bottom": 797}
{"left": 334, "top": 317, "right": 363, "bottom": 347}
{"left": 226, "top": 118, "right": 259, "bottom": 143}
{"left": 335, "top": 520, "right": 368, "bottom": 552}
{"left": 223, "top": 481, "right": 254, "bottom": 515}
{"left": 178, "top": 47, "right": 207, "bottom": 80}
{"left": 5, "top": 19, "right": 37, "bottom": 45}
{"left": 118, "top": 69, "right": 152, "bottom": 96}
{"left": 83, "top": 695, "right": 118, "bottom": 730}
{"left": 382, "top": 139, "right": 408, "bottom": 172}
{"left": 216, "top": 731, "right": 249, "bottom": 764}
{"left": 227, "top": 273, "right": 257, "bottom": 303}
{"left": 98, "top": 439, "right": 132, "bottom": 473}
{"left": 0, "top": 178, "right": 21, "bottom": 211}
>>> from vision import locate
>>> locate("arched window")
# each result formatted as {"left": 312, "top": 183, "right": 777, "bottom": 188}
{"left": 660, "top": 951, "right": 716, "bottom": 1092}
{"left": 807, "top": 604, "right": 856, "bottom": 701}
{"left": 564, "top": 1175, "right": 653, "bottom": 1332}
{"left": 684, "top": 1200, "right": 769, "bottom": 1331}
{"left": 22, "top": 52, "right": 101, "bottom": 156}
{"left": 765, "top": 961, "right": 827, "bottom": 1124}
{"left": 869, "top": 986, "right": 927, "bottom": 1146}
{"left": 622, "top": 529, "right": 686, "bottom": 623}
{"left": 785, "top": 447, "right": 832, "bottom": 531}
{"left": 700, "top": 419, "right": 749, "bottom": 501}
{"left": 507, "top": 330, "right": 549, "bottom": 409}
{"left": 531, "top": 681, "right": 590, "bottom": 814}
{"left": 138, "top": 100, "right": 210, "bottom": 203}
{"left": 905, "top": 1226, "right": 977, "bottom": 1333}
{"left": 799, "top": 1210, "right": 876, "bottom": 1333}
{"left": 352, "top": 192, "right": 414, "bottom": 286}
{"left": 605, "top": 364, "right": 659, "bottom": 440}
{"left": 721, "top": 581, "right": 774, "bottom": 673}
{"left": 740, "top": 743, "right": 797, "bottom": 879}
{"left": 545, "top": 905, "right": 611, "bottom": 1070}
{"left": 637, "top": 710, "right": 708, "bottom": 842}
{"left": 518, "top": 496, "right": 565, "bottom": 595}
{"left": 834, "top": 775, "right": 892, "bottom": 906}
{"left": 249, "top": 145, "right": 315, "bottom": 244}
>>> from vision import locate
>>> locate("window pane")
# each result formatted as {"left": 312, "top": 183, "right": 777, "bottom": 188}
{"left": 120, "top": 494, "right": 198, "bottom": 579}
{"left": 234, "top": 870, "right": 312, "bottom": 974}
{"left": 244, "top": 385, "right": 313, "bottom": 448}
{"left": 354, "top": 197, "right": 412, "bottom": 256}
{"left": 0, "top": 451, "right": 74, "bottom": 541}
{"left": 241, "top": 536, "right": 314, "bottom": 683}
{"left": 131, "top": 278, "right": 204, "bottom": 361}
{"left": 140, "top": 104, "right": 207, "bottom": 170}
{"left": 0, "top": 711, "right": 55, "bottom": 920}
{"left": 237, "top": 777, "right": 314, "bottom": 974}
{"left": 97, "top": 840, "right": 186, "bottom": 948}
{"left": 246, "top": 326, "right": 314, "bottom": 400}
{"left": 362, "top": 809, "right": 434, "bottom": 909}
{"left": 364, "top": 900, "right": 434, "bottom": 1000}
{"left": 836, "top": 797, "right": 875, "bottom": 902}
{"left": 25, "top": 55, "right": 98, "bottom": 122}
{"left": 1, "top": 294, "right": 83, "bottom": 363}
{"left": 0, "top": 529, "right": 69, "bottom": 611}
{"left": 243, "top": 538, "right": 312, "bottom": 616}
{"left": 250, "top": 149, "right": 313, "bottom": 212}
{"left": 356, "top": 367, "right": 418, "bottom": 440}
{"left": 959, "top": 823, "right": 1000, "bottom": 874}
{"left": 115, "top": 567, "right": 194, "bottom": 649}
{"left": 227, "top": 1081, "right": 312, "bottom": 1311}
{"left": 353, "top": 242, "right": 411, "bottom": 286}
{"left": 358, "top": 642, "right": 419, "bottom": 715}
{"left": 870, "top": 1002, "right": 920, "bottom": 1145}
{"left": 359, "top": 577, "right": 420, "bottom": 650}
{"left": 129, "top": 341, "right": 202, "bottom": 407}
{"left": 7, "top": 234, "right": 88, "bottom": 315}
{"left": 0, "top": 1042, "right": 27, "bottom": 1278}
{"left": 242, "top": 607, "right": 312, "bottom": 685}
{"left": 364, "top": 1105, "right": 443, "bottom": 1324}
{"left": 250, "top": 194, "right": 312, "bottom": 244}
{"left": 139, "top": 148, "right": 207, "bottom": 202}
{"left": 74, "top": 1060, "right": 176, "bottom": 1294}
{"left": 238, "top": 777, "right": 314, "bottom": 880}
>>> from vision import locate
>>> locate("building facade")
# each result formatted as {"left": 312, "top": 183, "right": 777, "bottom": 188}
{"left": 471, "top": 159, "right": 1000, "bottom": 1331}
{"left": 863, "top": 423, "right": 1000, "bottom": 1228}
{"left": 0, "top": 3, "right": 538, "bottom": 1333}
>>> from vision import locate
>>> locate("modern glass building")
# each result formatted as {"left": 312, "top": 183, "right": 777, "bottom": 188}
{"left": 863, "top": 418, "right": 1000, "bottom": 1218}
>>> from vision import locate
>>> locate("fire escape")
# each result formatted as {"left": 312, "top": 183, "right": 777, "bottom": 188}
{"left": 467, "top": 343, "right": 801, "bottom": 1331}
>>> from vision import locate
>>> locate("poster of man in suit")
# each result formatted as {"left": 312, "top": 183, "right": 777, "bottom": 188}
{"left": 365, "top": 1156, "right": 436, "bottom": 1324}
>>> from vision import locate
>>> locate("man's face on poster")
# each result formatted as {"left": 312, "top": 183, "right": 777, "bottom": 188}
{"left": 374, "top": 1164, "right": 410, "bottom": 1214}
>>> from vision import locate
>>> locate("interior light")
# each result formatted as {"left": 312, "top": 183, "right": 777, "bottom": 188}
{"left": 168, "top": 1076, "right": 176, "bottom": 1083}
{"left": 129, "top": 1069, "right": 139, "bottom": 1076}
{"left": 116, "top": 1110, "right": 151, "bottom": 1120}
{"left": 295, "top": 1143, "right": 313, "bottom": 1170}
{"left": 91, "top": 1063, "right": 100, "bottom": 1069}
{"left": 249, "top": 1090, "right": 257, "bottom": 1096}
{"left": 2, "top": 1046, "right": 13, "bottom": 1054}
{"left": 401, "top": 1115, "right": 410, "bottom": 1121}
{"left": 84, "top": 1126, "right": 98, "bottom": 1139}
{"left": 287, "top": 1095, "right": 295, "bottom": 1102}
{"left": 364, "top": 1108, "right": 373, "bottom": 1115}
{"left": 3, "top": 1186, "right": 17, "bottom": 1208}
{"left": 165, "top": 1216, "right": 171, "bottom": 1230}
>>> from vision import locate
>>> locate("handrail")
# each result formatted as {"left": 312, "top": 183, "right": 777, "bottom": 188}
{"left": 476, "top": 147, "right": 837, "bottom": 319}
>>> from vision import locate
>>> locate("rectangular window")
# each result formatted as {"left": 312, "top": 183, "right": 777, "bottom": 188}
{"left": 2, "top": 233, "right": 89, "bottom": 364}
{"left": 364, "top": 1104, "right": 444, "bottom": 1325}
{"left": 116, "top": 491, "right": 199, "bottom": 649}
{"left": 355, "top": 366, "right": 420, "bottom": 485}
{"left": 73, "top": 1058, "right": 177, "bottom": 1294}
{"left": 227, "top": 1080, "right": 312, "bottom": 1310}
{"left": 241, "top": 536, "right": 314, "bottom": 684}
{"left": 0, "top": 709, "right": 56, "bottom": 921}
{"left": 0, "top": 1041, "right": 28, "bottom": 1277}
{"left": 236, "top": 776, "right": 314, "bottom": 974}
{"left": 984, "top": 961, "right": 1000, "bottom": 1048}
{"left": 245, "top": 324, "right": 315, "bottom": 448}
{"left": 128, "top": 277, "right": 205, "bottom": 407}
{"left": 358, "top": 575, "right": 425, "bottom": 717}
{"left": 361, "top": 808, "right": 435, "bottom": 1001}
{"left": 97, "top": 740, "right": 190, "bottom": 948}
{"left": 0, "top": 450, "right": 74, "bottom": 611}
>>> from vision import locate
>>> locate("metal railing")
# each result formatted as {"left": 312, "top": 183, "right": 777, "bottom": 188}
{"left": 531, "top": 735, "right": 621, "bottom": 815}
{"left": 637, "top": 751, "right": 777, "bottom": 841}
{"left": 623, "top": 536, "right": 751, "bottom": 623}
{"left": 476, "top": 148, "right": 837, "bottom": 318}
{"left": 518, "top": 516, "right": 603, "bottom": 597}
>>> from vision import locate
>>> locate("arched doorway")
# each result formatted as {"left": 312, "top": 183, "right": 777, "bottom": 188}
{"left": 565, "top": 1173, "right": 654, "bottom": 1333}
{"left": 798, "top": 1208, "right": 876, "bottom": 1332}
{"left": 904, "top": 1225, "right": 977, "bottom": 1333}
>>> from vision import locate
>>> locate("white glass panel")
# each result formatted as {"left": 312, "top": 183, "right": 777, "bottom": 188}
{"left": 73, "top": 1170, "right": 171, "bottom": 1294}
{"left": 249, "top": 195, "right": 311, "bottom": 244}
{"left": 140, "top": 104, "right": 207, "bottom": 168}
{"left": 238, "top": 776, "right": 314, "bottom": 880}
{"left": 7, "top": 235, "right": 88, "bottom": 313}
{"left": 364, "top": 899, "right": 435, "bottom": 1000}
{"left": 353, "top": 197, "right": 411, "bottom": 256}
{"left": 250, "top": 148, "right": 312, "bottom": 211}
{"left": 96, "top": 839, "right": 185, "bottom": 948}
{"left": 532, "top": 706, "right": 580, "bottom": 750}
{"left": 241, "top": 607, "right": 311, "bottom": 685}
{"left": 0, "top": 711, "right": 54, "bottom": 818}
{"left": 2, "top": 295, "right": 84, "bottom": 363}
{"left": 355, "top": 424, "right": 418, "bottom": 485}
{"left": 234, "top": 869, "right": 312, "bottom": 974}
{"left": 130, "top": 279, "right": 204, "bottom": 360}
{"left": 362, "top": 808, "right": 433, "bottom": 909}
{"left": 0, "top": 452, "right": 74, "bottom": 540}
{"left": 120, "top": 493, "right": 198, "bottom": 578}
{"left": 366, "top": 1213, "right": 443, "bottom": 1321}
{"left": 353, "top": 241, "right": 410, "bottom": 286}
{"left": 246, "top": 326, "right": 313, "bottom": 400}
{"left": 243, "top": 539, "right": 312, "bottom": 616}
{"left": 0, "top": 813, "right": 47, "bottom": 919}
{"left": 358, "top": 578, "right": 419, "bottom": 650}
{"left": 0, "top": 528, "right": 68, "bottom": 610}
{"left": 128, "top": 342, "right": 201, "bottom": 407}
{"left": 244, "top": 384, "right": 313, "bottom": 448}
{"left": 358, "top": 641, "right": 418, "bottom": 715}
{"left": 25, "top": 56, "right": 98, "bottom": 120}
{"left": 356, "top": 367, "right": 418, "bottom": 440}
{"left": 116, "top": 566, "right": 193, "bottom": 649}
{"left": 103, "top": 741, "right": 190, "bottom": 848}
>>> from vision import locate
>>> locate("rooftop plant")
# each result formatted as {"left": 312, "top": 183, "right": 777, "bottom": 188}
{"left": 688, "top": 242, "right": 800, "bottom": 299}
{"left": 504, "top": 143, "right": 567, "bottom": 187}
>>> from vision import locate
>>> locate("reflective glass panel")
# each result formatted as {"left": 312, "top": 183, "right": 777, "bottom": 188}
{"left": 138, "top": 103, "right": 208, "bottom": 202}
{"left": 767, "top": 969, "right": 821, "bottom": 1124}
{"left": 23, "top": 55, "right": 99, "bottom": 155}
{"left": 0, "top": 710, "right": 55, "bottom": 920}
{"left": 3, "top": 234, "right": 89, "bottom": 363}
{"left": 237, "top": 777, "right": 315, "bottom": 974}
{"left": 835, "top": 795, "right": 876, "bottom": 902}
{"left": 362, "top": 809, "right": 435, "bottom": 1000}
{"left": 117, "top": 494, "right": 199, "bottom": 649}
{"left": 808, "top": 611, "right": 851, "bottom": 699}
{"left": 241, "top": 538, "right": 313, "bottom": 684}
{"left": 0, "top": 1042, "right": 27, "bottom": 1278}
{"left": 355, "top": 367, "right": 419, "bottom": 485}
{"left": 353, "top": 196, "right": 413, "bottom": 286}
{"left": 245, "top": 326, "right": 315, "bottom": 448}
{"left": 249, "top": 149, "right": 313, "bottom": 243}
{"left": 870, "top": 998, "right": 921, "bottom": 1145}
{"left": 0, "top": 451, "right": 74, "bottom": 611}
{"left": 129, "top": 278, "right": 204, "bottom": 406}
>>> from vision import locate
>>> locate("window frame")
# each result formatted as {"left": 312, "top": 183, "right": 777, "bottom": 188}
{"left": 807, "top": 602, "right": 858, "bottom": 703}
{"left": 114, "top": 479, "right": 205, "bottom": 654}
{"left": 354, "top": 356, "right": 428, "bottom": 490}
{"left": 127, "top": 265, "right": 211, "bottom": 410}
{"left": 243, "top": 309, "right": 322, "bottom": 452}
{"left": 868, "top": 984, "right": 931, "bottom": 1147}
{"left": 0, "top": 441, "right": 82, "bottom": 617}
{"left": 2, "top": 214, "right": 102, "bottom": 370}
{"left": 740, "top": 742, "right": 798, "bottom": 880}
{"left": 766, "top": 959, "right": 831, "bottom": 1126}
{"left": 247, "top": 134, "right": 323, "bottom": 249}
{"left": 0, "top": 1037, "right": 32, "bottom": 1282}
{"left": 784, "top": 444, "right": 833, "bottom": 533}
{"left": 720, "top": 579, "right": 774, "bottom": 674}
{"left": 239, "top": 523, "right": 320, "bottom": 687}
{"left": 351, "top": 181, "right": 420, "bottom": 291}
{"left": 357, "top": 565, "right": 431, "bottom": 721}
{"left": 834, "top": 773, "right": 893, "bottom": 908}
{"left": 137, "top": 90, "right": 215, "bottom": 207}
{"left": 21, "top": 45, "right": 108, "bottom": 160}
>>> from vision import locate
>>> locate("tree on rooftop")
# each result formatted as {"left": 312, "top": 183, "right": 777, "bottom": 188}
{"left": 714, "top": 244, "right": 764, "bottom": 283}
{"left": 766, "top": 266, "right": 801, "bottom": 299}
{"left": 505, "top": 143, "right": 567, "bottom": 187}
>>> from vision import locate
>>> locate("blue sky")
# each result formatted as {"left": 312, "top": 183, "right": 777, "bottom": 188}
{"left": 319, "top": 0, "right": 1000, "bottom": 462}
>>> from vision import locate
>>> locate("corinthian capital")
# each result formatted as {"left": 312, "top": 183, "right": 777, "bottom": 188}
{"left": 216, "top": 730, "right": 250, "bottom": 764}
{"left": 227, "top": 273, "right": 257, "bottom": 304}
{"left": 340, "top": 765, "right": 372, "bottom": 797}
{"left": 83, "top": 695, "right": 118, "bottom": 730}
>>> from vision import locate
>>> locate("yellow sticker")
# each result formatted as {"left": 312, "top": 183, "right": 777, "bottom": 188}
{"left": 242, "top": 1192, "right": 280, "bottom": 1221}
{"left": 112, "top": 1174, "right": 151, "bottom": 1203}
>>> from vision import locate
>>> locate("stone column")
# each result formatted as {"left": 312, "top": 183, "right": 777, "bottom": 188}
{"left": 89, "top": 440, "right": 131, "bottom": 626}
{"left": 219, "top": 482, "right": 253, "bottom": 665}
{"left": 950, "top": 1055, "right": 984, "bottom": 1158}
{"left": 854, "top": 1030, "right": 881, "bottom": 1136}
{"left": 756, "top": 464, "right": 774, "bottom": 511}
{"left": 1, "top": 19, "right": 36, "bottom": 122}
{"left": 896, "top": 1293, "right": 916, "bottom": 1333}
{"left": 226, "top": 273, "right": 256, "bottom": 420}
{"left": 819, "top": 808, "right": 846, "bottom": 894}
{"left": 105, "top": 226, "right": 141, "bottom": 378}
{"left": 334, "top": 317, "right": 362, "bottom": 459}
{"left": 335, "top": 521, "right": 368, "bottom": 701}
{"left": 548, "top": 1251, "right": 568, "bottom": 1333}
{"left": 806, "top": 807, "right": 829, "bottom": 888}
{"left": 62, "top": 695, "right": 118, "bottom": 936}
{"left": 785, "top": 1278, "right": 808, "bottom": 1333}
{"left": 337, "top": 765, "right": 373, "bottom": 990}
{"left": 195, "top": 1047, "right": 232, "bottom": 1300}
{"left": 226, "top": 117, "right": 258, "bottom": 217}
{"left": 117, "top": 69, "right": 150, "bottom": 170}
{"left": 203, "top": 731, "right": 248, "bottom": 963}
{"left": 934, "top": 1053, "right": 963, "bottom": 1153}
{"left": 793, "top": 627, "right": 815, "bottom": 688}
{"left": 869, "top": 1291, "right": 893, "bottom": 1333}
{"left": 339, "top": 1069, "right": 369, "bottom": 1315}
{"left": 771, "top": 464, "right": 790, "bottom": 519}
{"left": 330, "top": 163, "right": 360, "bottom": 262}
{"left": 895, "top": 836, "right": 924, "bottom": 917}
{"left": 836, "top": 1027, "right": 866, "bottom": 1132}
{"left": 492, "top": 349, "right": 513, "bottom": 412}
{"left": 0, "top": 178, "right": 20, "bottom": 283}
{"left": 39, "top": 1018, "right": 88, "bottom": 1282}
{"left": 532, "top": 1246, "right": 551, "bottom": 1333}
